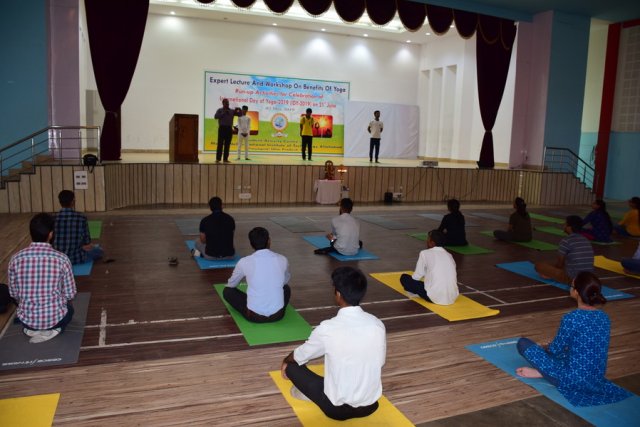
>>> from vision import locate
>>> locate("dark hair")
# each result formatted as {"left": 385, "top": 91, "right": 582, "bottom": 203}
{"left": 630, "top": 197, "right": 640, "bottom": 226}
{"left": 248, "top": 227, "right": 269, "bottom": 250}
{"left": 209, "top": 196, "right": 222, "bottom": 212}
{"left": 514, "top": 197, "right": 528, "bottom": 217}
{"left": 428, "top": 229, "right": 445, "bottom": 247}
{"left": 306, "top": 108, "right": 312, "bottom": 114}
{"left": 242, "top": 105, "right": 248, "bottom": 110}
{"left": 573, "top": 271, "right": 606, "bottom": 306}
{"left": 30, "top": 213, "right": 55, "bottom": 242}
{"left": 331, "top": 266, "right": 367, "bottom": 306}
{"left": 566, "top": 215, "right": 583, "bottom": 233}
{"left": 58, "top": 190, "right": 75, "bottom": 207}
{"left": 447, "top": 198, "right": 460, "bottom": 213}
{"left": 374, "top": 110, "right": 380, "bottom": 115}
{"left": 593, "top": 199, "right": 613, "bottom": 230}
{"left": 340, "top": 198, "right": 354, "bottom": 213}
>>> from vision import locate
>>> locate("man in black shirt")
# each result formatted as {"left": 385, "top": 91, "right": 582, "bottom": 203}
{"left": 193, "top": 197, "right": 235, "bottom": 259}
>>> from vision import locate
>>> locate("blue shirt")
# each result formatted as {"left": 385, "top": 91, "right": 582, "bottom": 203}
{"left": 583, "top": 210, "right": 612, "bottom": 242}
{"left": 54, "top": 208, "right": 91, "bottom": 264}
{"left": 523, "top": 309, "right": 632, "bottom": 406}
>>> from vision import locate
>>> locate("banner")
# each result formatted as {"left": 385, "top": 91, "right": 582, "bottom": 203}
{"left": 204, "top": 72, "right": 349, "bottom": 155}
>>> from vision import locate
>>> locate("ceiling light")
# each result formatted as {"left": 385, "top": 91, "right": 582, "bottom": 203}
{"left": 272, "top": 23, "right": 277, "bottom": 26}
{"left": 425, "top": 32, "right": 431, "bottom": 36}
{"left": 321, "top": 28, "right": 326, "bottom": 32}
{"left": 406, "top": 40, "right": 411, "bottom": 43}
{"left": 363, "top": 34, "right": 368, "bottom": 37}
{"left": 170, "top": 10, "right": 175, "bottom": 15}
{"left": 450, "top": 24, "right": 455, "bottom": 28}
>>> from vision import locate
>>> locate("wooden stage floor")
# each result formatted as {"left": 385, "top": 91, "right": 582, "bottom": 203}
{"left": 1, "top": 203, "right": 639, "bottom": 425}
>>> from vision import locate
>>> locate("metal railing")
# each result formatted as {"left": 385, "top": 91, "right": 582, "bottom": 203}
{"left": 0, "top": 126, "right": 100, "bottom": 182}
{"left": 542, "top": 146, "right": 596, "bottom": 190}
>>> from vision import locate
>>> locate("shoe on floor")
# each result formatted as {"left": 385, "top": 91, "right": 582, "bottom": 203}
{"left": 314, "top": 249, "right": 328, "bottom": 255}
{"left": 245, "top": 157, "right": 250, "bottom": 160}
{"left": 168, "top": 256, "right": 179, "bottom": 266}
{"left": 290, "top": 385, "right": 311, "bottom": 401}
{"left": 25, "top": 328, "right": 61, "bottom": 344}
{"left": 223, "top": 159, "right": 231, "bottom": 163}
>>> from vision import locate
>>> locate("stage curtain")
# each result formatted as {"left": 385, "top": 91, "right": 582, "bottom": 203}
{"left": 196, "top": 0, "right": 215, "bottom": 4}
{"left": 397, "top": 0, "right": 427, "bottom": 31}
{"left": 366, "top": 0, "right": 396, "bottom": 26}
{"left": 453, "top": 9, "right": 477, "bottom": 39}
{"left": 231, "top": 0, "right": 257, "bottom": 7}
{"left": 426, "top": 4, "right": 453, "bottom": 35}
{"left": 299, "top": 0, "right": 332, "bottom": 16}
{"left": 333, "top": 0, "right": 365, "bottom": 23}
{"left": 85, "top": 0, "right": 149, "bottom": 161}
{"left": 476, "top": 17, "right": 517, "bottom": 168}
{"left": 263, "top": 0, "right": 295, "bottom": 14}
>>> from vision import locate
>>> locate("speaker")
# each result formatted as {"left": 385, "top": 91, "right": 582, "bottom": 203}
{"left": 384, "top": 192, "right": 393, "bottom": 205}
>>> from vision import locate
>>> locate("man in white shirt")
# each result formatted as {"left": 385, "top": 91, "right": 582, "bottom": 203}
{"left": 367, "top": 110, "right": 383, "bottom": 163}
{"left": 236, "top": 105, "right": 251, "bottom": 160}
{"left": 281, "top": 267, "right": 386, "bottom": 421}
{"left": 400, "top": 230, "right": 459, "bottom": 305}
{"left": 314, "top": 198, "right": 362, "bottom": 256}
{"left": 223, "top": 227, "right": 291, "bottom": 322}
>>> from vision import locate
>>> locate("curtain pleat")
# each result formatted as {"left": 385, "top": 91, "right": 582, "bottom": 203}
{"left": 366, "top": 0, "right": 396, "bottom": 26}
{"left": 231, "top": 0, "right": 257, "bottom": 8}
{"left": 263, "top": 0, "right": 295, "bottom": 14}
{"left": 299, "top": 0, "right": 332, "bottom": 16}
{"left": 85, "top": 0, "right": 149, "bottom": 161}
{"left": 196, "top": 0, "right": 215, "bottom": 4}
{"left": 453, "top": 9, "right": 477, "bottom": 39}
{"left": 334, "top": 0, "right": 365, "bottom": 23}
{"left": 426, "top": 4, "right": 453, "bottom": 35}
{"left": 397, "top": 0, "right": 427, "bottom": 32}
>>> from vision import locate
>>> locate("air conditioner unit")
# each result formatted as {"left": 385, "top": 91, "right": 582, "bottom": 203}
{"left": 420, "top": 160, "right": 439, "bottom": 168}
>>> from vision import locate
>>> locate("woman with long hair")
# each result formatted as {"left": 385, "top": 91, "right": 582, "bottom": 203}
{"left": 614, "top": 196, "right": 640, "bottom": 237}
{"left": 582, "top": 199, "right": 613, "bottom": 242}
{"left": 493, "top": 197, "right": 532, "bottom": 242}
{"left": 516, "top": 272, "right": 632, "bottom": 406}
{"left": 437, "top": 198, "right": 468, "bottom": 246}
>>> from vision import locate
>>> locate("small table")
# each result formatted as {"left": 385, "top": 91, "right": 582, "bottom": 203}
{"left": 314, "top": 180, "right": 342, "bottom": 204}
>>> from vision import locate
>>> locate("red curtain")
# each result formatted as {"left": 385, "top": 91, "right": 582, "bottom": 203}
{"left": 85, "top": 0, "right": 149, "bottom": 161}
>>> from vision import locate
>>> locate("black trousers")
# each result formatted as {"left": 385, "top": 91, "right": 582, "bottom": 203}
{"left": 399, "top": 273, "right": 432, "bottom": 302}
{"left": 216, "top": 126, "right": 232, "bottom": 161}
{"left": 222, "top": 285, "right": 291, "bottom": 323}
{"left": 301, "top": 136, "right": 313, "bottom": 160}
{"left": 285, "top": 362, "right": 379, "bottom": 421}
{"left": 369, "top": 138, "right": 380, "bottom": 161}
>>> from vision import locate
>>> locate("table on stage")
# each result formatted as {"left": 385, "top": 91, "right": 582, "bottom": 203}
{"left": 314, "top": 179, "right": 342, "bottom": 204}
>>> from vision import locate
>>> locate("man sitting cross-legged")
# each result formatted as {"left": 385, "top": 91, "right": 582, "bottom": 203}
{"left": 281, "top": 266, "right": 386, "bottom": 421}
{"left": 223, "top": 227, "right": 291, "bottom": 323}
{"left": 400, "top": 229, "right": 459, "bottom": 305}
{"left": 54, "top": 190, "right": 103, "bottom": 264}
{"left": 193, "top": 196, "right": 235, "bottom": 259}
{"left": 314, "top": 198, "right": 362, "bottom": 256}
{"left": 9, "top": 213, "right": 77, "bottom": 343}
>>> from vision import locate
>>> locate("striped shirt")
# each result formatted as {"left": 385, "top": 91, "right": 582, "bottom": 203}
{"left": 8, "top": 242, "right": 76, "bottom": 330}
{"left": 559, "top": 233, "right": 594, "bottom": 279}
{"left": 54, "top": 207, "right": 91, "bottom": 264}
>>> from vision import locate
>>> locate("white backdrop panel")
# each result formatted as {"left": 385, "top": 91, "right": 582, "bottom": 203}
{"left": 344, "top": 101, "right": 419, "bottom": 159}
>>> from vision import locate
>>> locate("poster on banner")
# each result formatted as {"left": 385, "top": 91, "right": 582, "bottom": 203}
{"left": 204, "top": 72, "right": 349, "bottom": 155}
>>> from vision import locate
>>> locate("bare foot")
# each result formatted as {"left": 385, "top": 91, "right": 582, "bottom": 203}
{"left": 516, "top": 367, "right": 543, "bottom": 378}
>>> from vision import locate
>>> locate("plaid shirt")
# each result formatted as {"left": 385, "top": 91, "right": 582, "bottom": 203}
{"left": 8, "top": 242, "right": 76, "bottom": 330}
{"left": 54, "top": 207, "right": 91, "bottom": 264}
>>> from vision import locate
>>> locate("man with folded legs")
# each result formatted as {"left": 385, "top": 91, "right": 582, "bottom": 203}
{"left": 54, "top": 190, "right": 103, "bottom": 264}
{"left": 193, "top": 196, "right": 235, "bottom": 260}
{"left": 314, "top": 198, "right": 362, "bottom": 256}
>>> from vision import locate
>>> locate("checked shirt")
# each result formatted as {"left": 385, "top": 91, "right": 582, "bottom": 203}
{"left": 54, "top": 207, "right": 91, "bottom": 264}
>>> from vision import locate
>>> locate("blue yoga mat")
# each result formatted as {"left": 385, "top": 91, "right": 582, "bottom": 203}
{"left": 72, "top": 260, "right": 93, "bottom": 276}
{"left": 496, "top": 261, "right": 634, "bottom": 301}
{"left": 303, "top": 236, "right": 379, "bottom": 261}
{"left": 466, "top": 338, "right": 640, "bottom": 427}
{"left": 185, "top": 241, "right": 241, "bottom": 269}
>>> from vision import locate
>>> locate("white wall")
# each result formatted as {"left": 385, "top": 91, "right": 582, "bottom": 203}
{"left": 582, "top": 21, "right": 607, "bottom": 132}
{"left": 102, "top": 14, "right": 421, "bottom": 151}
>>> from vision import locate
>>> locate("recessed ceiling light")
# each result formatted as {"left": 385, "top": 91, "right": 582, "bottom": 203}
{"left": 272, "top": 23, "right": 277, "bottom": 26}
{"left": 406, "top": 40, "right": 411, "bottom": 43}
{"left": 321, "top": 28, "right": 326, "bottom": 32}
{"left": 170, "top": 11, "right": 175, "bottom": 15}
{"left": 450, "top": 24, "right": 455, "bottom": 28}
{"left": 363, "top": 33, "right": 368, "bottom": 37}
{"left": 425, "top": 32, "right": 431, "bottom": 36}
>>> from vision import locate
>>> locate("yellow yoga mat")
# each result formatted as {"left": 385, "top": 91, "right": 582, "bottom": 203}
{"left": 0, "top": 393, "right": 59, "bottom": 427}
{"left": 595, "top": 255, "right": 640, "bottom": 279}
{"left": 270, "top": 365, "right": 413, "bottom": 427}
{"left": 370, "top": 272, "right": 500, "bottom": 321}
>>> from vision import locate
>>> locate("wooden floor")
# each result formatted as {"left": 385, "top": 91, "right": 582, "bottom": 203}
{"left": 0, "top": 202, "right": 639, "bottom": 425}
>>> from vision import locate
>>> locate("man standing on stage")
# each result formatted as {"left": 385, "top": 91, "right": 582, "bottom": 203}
{"left": 367, "top": 110, "right": 383, "bottom": 163}
{"left": 300, "top": 108, "right": 315, "bottom": 161}
{"left": 215, "top": 98, "right": 235, "bottom": 163}
{"left": 236, "top": 105, "right": 251, "bottom": 161}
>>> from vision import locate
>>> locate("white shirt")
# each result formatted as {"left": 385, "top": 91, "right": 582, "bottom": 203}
{"left": 411, "top": 246, "right": 459, "bottom": 305}
{"left": 368, "top": 120, "right": 383, "bottom": 138}
{"left": 227, "top": 249, "right": 290, "bottom": 316}
{"left": 237, "top": 115, "right": 251, "bottom": 135}
{"left": 294, "top": 306, "right": 386, "bottom": 407}
{"left": 332, "top": 213, "right": 360, "bottom": 256}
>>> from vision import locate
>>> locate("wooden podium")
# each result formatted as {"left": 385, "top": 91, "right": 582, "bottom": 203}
{"left": 169, "top": 114, "right": 199, "bottom": 163}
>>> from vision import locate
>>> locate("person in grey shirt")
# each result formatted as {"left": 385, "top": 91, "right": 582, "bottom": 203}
{"left": 314, "top": 198, "right": 362, "bottom": 256}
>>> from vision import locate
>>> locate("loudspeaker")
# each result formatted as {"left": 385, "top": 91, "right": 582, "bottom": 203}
{"left": 384, "top": 192, "right": 393, "bottom": 205}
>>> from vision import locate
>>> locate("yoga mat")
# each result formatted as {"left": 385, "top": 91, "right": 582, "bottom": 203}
{"left": 479, "top": 230, "right": 557, "bottom": 251}
{"left": 529, "top": 213, "right": 565, "bottom": 224}
{"left": 370, "top": 272, "right": 499, "bottom": 321}
{"left": 303, "top": 236, "right": 379, "bottom": 261}
{"left": 88, "top": 220, "right": 102, "bottom": 239}
{"left": 408, "top": 233, "right": 493, "bottom": 255}
{"left": 270, "top": 216, "right": 323, "bottom": 233}
{"left": 213, "top": 284, "right": 311, "bottom": 346}
{"left": 175, "top": 218, "right": 200, "bottom": 235}
{"left": 72, "top": 260, "right": 93, "bottom": 276}
{"left": 535, "top": 226, "right": 565, "bottom": 237}
{"left": 466, "top": 338, "right": 640, "bottom": 427}
{"left": 469, "top": 212, "right": 511, "bottom": 223}
{"left": 0, "top": 292, "right": 90, "bottom": 371}
{"left": 495, "top": 261, "right": 633, "bottom": 301}
{"left": 356, "top": 215, "right": 415, "bottom": 230}
{"left": 185, "top": 241, "right": 241, "bottom": 269}
{"left": 269, "top": 365, "right": 413, "bottom": 427}
{"left": 594, "top": 255, "right": 640, "bottom": 279}
{"left": 417, "top": 213, "right": 479, "bottom": 227}
{"left": 0, "top": 393, "right": 60, "bottom": 426}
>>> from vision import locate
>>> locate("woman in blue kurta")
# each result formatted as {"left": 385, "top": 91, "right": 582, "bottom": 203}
{"left": 582, "top": 199, "right": 613, "bottom": 243}
{"left": 516, "top": 272, "right": 632, "bottom": 407}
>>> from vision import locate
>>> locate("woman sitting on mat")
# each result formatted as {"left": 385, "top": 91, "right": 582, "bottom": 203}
{"left": 621, "top": 242, "right": 640, "bottom": 275}
{"left": 614, "top": 196, "right": 640, "bottom": 237}
{"left": 582, "top": 199, "right": 613, "bottom": 243}
{"left": 438, "top": 198, "right": 468, "bottom": 246}
{"left": 516, "top": 272, "right": 632, "bottom": 407}
{"left": 493, "top": 197, "right": 532, "bottom": 242}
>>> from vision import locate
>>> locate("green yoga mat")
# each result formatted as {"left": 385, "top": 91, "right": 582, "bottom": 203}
{"left": 214, "top": 284, "right": 311, "bottom": 346}
{"left": 408, "top": 233, "right": 493, "bottom": 254}
{"left": 535, "top": 225, "right": 565, "bottom": 236}
{"left": 480, "top": 230, "right": 557, "bottom": 250}
{"left": 529, "top": 213, "right": 565, "bottom": 224}
{"left": 88, "top": 220, "right": 102, "bottom": 239}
